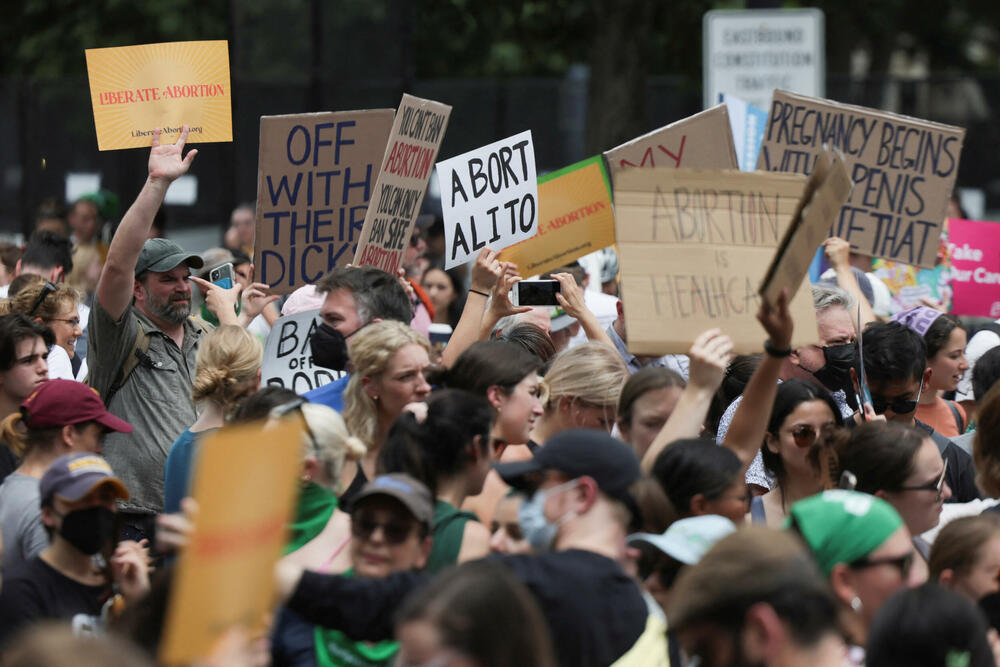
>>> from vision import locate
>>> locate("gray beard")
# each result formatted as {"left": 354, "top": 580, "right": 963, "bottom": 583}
{"left": 147, "top": 294, "right": 190, "bottom": 324}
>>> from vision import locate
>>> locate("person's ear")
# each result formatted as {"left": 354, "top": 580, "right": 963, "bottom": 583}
{"left": 921, "top": 367, "right": 933, "bottom": 391}
{"left": 741, "top": 602, "right": 785, "bottom": 663}
{"left": 764, "top": 431, "right": 780, "bottom": 455}
{"left": 788, "top": 349, "right": 802, "bottom": 367}
{"left": 40, "top": 505, "right": 58, "bottom": 530}
{"left": 52, "top": 267, "right": 64, "bottom": 283}
{"left": 689, "top": 493, "right": 709, "bottom": 515}
{"left": 301, "top": 457, "right": 320, "bottom": 483}
{"left": 60, "top": 424, "right": 77, "bottom": 450}
{"left": 414, "top": 534, "right": 432, "bottom": 569}
{"left": 486, "top": 385, "right": 505, "bottom": 411}
{"left": 361, "top": 375, "right": 377, "bottom": 400}
{"left": 254, "top": 368, "right": 262, "bottom": 390}
{"left": 133, "top": 278, "right": 145, "bottom": 302}
{"left": 571, "top": 476, "right": 599, "bottom": 514}
{"left": 615, "top": 299, "right": 624, "bottom": 320}
{"left": 938, "top": 567, "right": 956, "bottom": 588}
{"left": 558, "top": 396, "right": 573, "bottom": 416}
{"left": 14, "top": 259, "right": 22, "bottom": 277}
{"left": 829, "top": 562, "right": 858, "bottom": 607}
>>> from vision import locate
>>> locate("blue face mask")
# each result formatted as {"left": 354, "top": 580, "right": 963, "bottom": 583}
{"left": 518, "top": 479, "right": 579, "bottom": 552}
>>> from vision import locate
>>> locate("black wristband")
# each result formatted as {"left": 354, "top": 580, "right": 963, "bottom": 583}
{"left": 469, "top": 289, "right": 490, "bottom": 298}
{"left": 764, "top": 339, "right": 792, "bottom": 357}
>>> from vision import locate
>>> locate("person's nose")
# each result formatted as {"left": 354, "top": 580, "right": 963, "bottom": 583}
{"left": 940, "top": 481, "right": 953, "bottom": 502}
{"left": 489, "top": 528, "right": 506, "bottom": 554}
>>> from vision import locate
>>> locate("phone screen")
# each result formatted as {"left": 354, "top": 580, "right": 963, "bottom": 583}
{"left": 517, "top": 280, "right": 561, "bottom": 306}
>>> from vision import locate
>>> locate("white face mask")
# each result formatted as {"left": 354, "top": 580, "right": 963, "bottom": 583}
{"left": 517, "top": 478, "right": 579, "bottom": 551}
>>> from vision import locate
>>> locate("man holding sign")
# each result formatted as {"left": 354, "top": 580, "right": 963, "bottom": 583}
{"left": 87, "top": 127, "right": 209, "bottom": 540}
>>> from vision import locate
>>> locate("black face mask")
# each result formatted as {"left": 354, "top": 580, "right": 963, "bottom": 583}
{"left": 310, "top": 322, "right": 366, "bottom": 372}
{"left": 58, "top": 506, "right": 116, "bottom": 555}
{"left": 810, "top": 342, "right": 857, "bottom": 394}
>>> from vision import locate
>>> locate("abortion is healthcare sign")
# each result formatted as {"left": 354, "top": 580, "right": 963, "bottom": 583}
{"left": 948, "top": 218, "right": 1000, "bottom": 318}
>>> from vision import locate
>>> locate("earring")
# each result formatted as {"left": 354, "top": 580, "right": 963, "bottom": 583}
{"left": 850, "top": 597, "right": 862, "bottom": 612}
{"left": 372, "top": 394, "right": 379, "bottom": 401}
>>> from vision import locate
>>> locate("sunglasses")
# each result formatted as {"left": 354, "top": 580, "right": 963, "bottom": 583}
{"left": 351, "top": 513, "right": 418, "bottom": 545}
{"left": 789, "top": 424, "right": 822, "bottom": 447}
{"left": 871, "top": 381, "right": 924, "bottom": 415}
{"left": 849, "top": 551, "right": 914, "bottom": 579}
{"left": 636, "top": 553, "right": 683, "bottom": 589}
{"left": 895, "top": 458, "right": 949, "bottom": 501}
{"left": 28, "top": 282, "right": 57, "bottom": 316}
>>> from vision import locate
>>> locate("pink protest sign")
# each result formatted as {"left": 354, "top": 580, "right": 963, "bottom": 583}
{"left": 948, "top": 218, "right": 1000, "bottom": 318}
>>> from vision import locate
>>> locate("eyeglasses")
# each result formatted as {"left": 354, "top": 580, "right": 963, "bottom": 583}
{"left": 849, "top": 551, "right": 914, "bottom": 579}
{"left": 896, "top": 457, "right": 949, "bottom": 501}
{"left": 871, "top": 380, "right": 923, "bottom": 415}
{"left": 47, "top": 317, "right": 81, "bottom": 328}
{"left": 351, "top": 513, "right": 418, "bottom": 545}
{"left": 28, "top": 282, "right": 57, "bottom": 316}
{"left": 789, "top": 424, "right": 821, "bottom": 447}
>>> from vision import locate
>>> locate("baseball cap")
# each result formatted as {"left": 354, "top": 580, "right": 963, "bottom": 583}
{"left": 39, "top": 453, "right": 129, "bottom": 506}
{"left": 494, "top": 429, "right": 641, "bottom": 508}
{"left": 134, "top": 238, "right": 204, "bottom": 277}
{"left": 21, "top": 379, "right": 133, "bottom": 433}
{"left": 549, "top": 306, "right": 576, "bottom": 333}
{"left": 352, "top": 473, "right": 435, "bottom": 527}
{"left": 785, "top": 489, "right": 903, "bottom": 576}
{"left": 197, "top": 247, "right": 236, "bottom": 279}
{"left": 627, "top": 515, "right": 736, "bottom": 565}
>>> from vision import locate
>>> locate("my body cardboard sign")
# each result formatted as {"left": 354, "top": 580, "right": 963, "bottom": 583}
{"left": 757, "top": 90, "right": 965, "bottom": 268}
{"left": 613, "top": 168, "right": 816, "bottom": 354}
{"left": 354, "top": 95, "right": 452, "bottom": 274}
{"left": 261, "top": 309, "right": 343, "bottom": 393}
{"left": 85, "top": 40, "right": 233, "bottom": 151}
{"left": 498, "top": 156, "right": 614, "bottom": 277}
{"left": 254, "top": 110, "right": 394, "bottom": 294}
{"left": 947, "top": 218, "right": 1000, "bottom": 318}
{"left": 603, "top": 105, "right": 739, "bottom": 180}
{"left": 436, "top": 131, "right": 538, "bottom": 269}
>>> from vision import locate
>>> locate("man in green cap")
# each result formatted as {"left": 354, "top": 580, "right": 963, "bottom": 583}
{"left": 87, "top": 126, "right": 205, "bottom": 541}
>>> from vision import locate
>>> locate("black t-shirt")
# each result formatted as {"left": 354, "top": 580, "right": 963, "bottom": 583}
{"left": 914, "top": 420, "right": 981, "bottom": 503}
{"left": 338, "top": 466, "right": 368, "bottom": 513}
{"left": 287, "top": 549, "right": 648, "bottom": 667}
{"left": 0, "top": 556, "right": 109, "bottom": 647}
{"left": 0, "top": 442, "right": 17, "bottom": 487}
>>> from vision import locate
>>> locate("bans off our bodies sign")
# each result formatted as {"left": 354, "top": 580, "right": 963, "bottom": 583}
{"left": 85, "top": 40, "right": 233, "bottom": 150}
{"left": 758, "top": 90, "right": 965, "bottom": 268}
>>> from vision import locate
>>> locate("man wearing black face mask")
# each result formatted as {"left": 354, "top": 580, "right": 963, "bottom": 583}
{"left": 0, "top": 453, "right": 149, "bottom": 646}
{"left": 304, "top": 267, "right": 413, "bottom": 411}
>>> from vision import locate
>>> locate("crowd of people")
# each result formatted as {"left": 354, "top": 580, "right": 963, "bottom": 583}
{"left": 1, "top": 126, "right": 1000, "bottom": 667}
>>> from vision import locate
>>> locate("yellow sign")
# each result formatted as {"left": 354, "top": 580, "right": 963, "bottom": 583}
{"left": 85, "top": 40, "right": 233, "bottom": 151}
{"left": 499, "top": 156, "right": 614, "bottom": 276}
{"left": 160, "top": 420, "right": 302, "bottom": 666}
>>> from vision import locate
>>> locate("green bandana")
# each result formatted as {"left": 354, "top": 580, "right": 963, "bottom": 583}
{"left": 784, "top": 490, "right": 903, "bottom": 576}
{"left": 285, "top": 482, "right": 338, "bottom": 555}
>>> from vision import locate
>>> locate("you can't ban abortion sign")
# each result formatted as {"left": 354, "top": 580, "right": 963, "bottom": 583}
{"left": 436, "top": 131, "right": 538, "bottom": 268}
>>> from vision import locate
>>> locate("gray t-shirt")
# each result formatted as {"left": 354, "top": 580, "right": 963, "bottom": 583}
{"left": 0, "top": 473, "right": 47, "bottom": 571}
{"left": 87, "top": 300, "right": 204, "bottom": 514}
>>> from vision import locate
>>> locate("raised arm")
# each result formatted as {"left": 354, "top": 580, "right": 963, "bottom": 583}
{"left": 721, "top": 290, "right": 794, "bottom": 470}
{"left": 640, "top": 329, "right": 734, "bottom": 473}
{"left": 824, "top": 237, "right": 876, "bottom": 331}
{"left": 97, "top": 127, "right": 198, "bottom": 320}
{"left": 552, "top": 272, "right": 615, "bottom": 348}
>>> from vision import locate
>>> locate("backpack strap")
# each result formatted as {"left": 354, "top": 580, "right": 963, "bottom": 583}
{"left": 103, "top": 321, "right": 150, "bottom": 407}
{"left": 946, "top": 400, "right": 965, "bottom": 434}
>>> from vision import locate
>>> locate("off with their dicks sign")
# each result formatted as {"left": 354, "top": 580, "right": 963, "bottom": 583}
{"left": 261, "top": 309, "right": 342, "bottom": 393}
{"left": 254, "top": 110, "right": 394, "bottom": 295}
{"left": 85, "top": 40, "right": 233, "bottom": 151}
{"left": 757, "top": 90, "right": 965, "bottom": 268}
{"left": 614, "top": 168, "right": 818, "bottom": 355}
{"left": 437, "top": 131, "right": 538, "bottom": 269}
{"left": 354, "top": 94, "right": 452, "bottom": 275}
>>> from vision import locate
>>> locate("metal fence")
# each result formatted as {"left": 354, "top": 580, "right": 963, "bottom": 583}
{"left": 2, "top": 71, "right": 999, "bottom": 239}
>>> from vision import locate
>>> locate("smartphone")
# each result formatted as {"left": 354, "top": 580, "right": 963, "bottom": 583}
{"left": 210, "top": 262, "right": 235, "bottom": 290}
{"left": 428, "top": 323, "right": 453, "bottom": 349}
{"left": 515, "top": 280, "right": 561, "bottom": 306}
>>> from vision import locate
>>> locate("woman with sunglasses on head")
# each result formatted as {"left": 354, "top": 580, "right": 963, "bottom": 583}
{"left": 816, "top": 421, "right": 952, "bottom": 548}
{"left": 0, "top": 280, "right": 87, "bottom": 381}
{"left": 787, "top": 490, "right": 920, "bottom": 658}
{"left": 272, "top": 473, "right": 434, "bottom": 667}
{"left": 378, "top": 389, "right": 496, "bottom": 571}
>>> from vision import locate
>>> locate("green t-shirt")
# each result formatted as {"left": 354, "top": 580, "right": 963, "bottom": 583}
{"left": 313, "top": 570, "right": 398, "bottom": 667}
{"left": 425, "top": 499, "right": 480, "bottom": 573}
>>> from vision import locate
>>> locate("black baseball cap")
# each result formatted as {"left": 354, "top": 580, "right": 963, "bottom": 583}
{"left": 495, "top": 430, "right": 641, "bottom": 508}
{"left": 135, "top": 238, "right": 203, "bottom": 276}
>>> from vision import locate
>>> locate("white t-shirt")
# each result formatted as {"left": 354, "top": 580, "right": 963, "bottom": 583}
{"left": 956, "top": 321, "right": 1000, "bottom": 401}
{"left": 47, "top": 344, "right": 88, "bottom": 382}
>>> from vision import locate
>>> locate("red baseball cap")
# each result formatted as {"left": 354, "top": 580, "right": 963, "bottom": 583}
{"left": 21, "top": 379, "right": 133, "bottom": 433}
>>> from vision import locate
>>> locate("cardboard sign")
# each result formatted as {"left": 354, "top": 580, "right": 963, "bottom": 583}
{"left": 498, "top": 156, "right": 614, "bottom": 276}
{"left": 436, "top": 131, "right": 538, "bottom": 269}
{"left": 603, "top": 105, "right": 739, "bottom": 180}
{"left": 254, "top": 110, "right": 394, "bottom": 294}
{"left": 947, "top": 218, "right": 1000, "bottom": 318}
{"left": 261, "top": 309, "right": 344, "bottom": 393}
{"left": 160, "top": 419, "right": 302, "bottom": 665}
{"left": 757, "top": 90, "right": 966, "bottom": 268}
{"left": 354, "top": 95, "right": 452, "bottom": 274}
{"left": 85, "top": 41, "right": 232, "bottom": 151}
{"left": 761, "top": 149, "right": 852, "bottom": 306}
{"left": 614, "top": 168, "right": 817, "bottom": 354}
